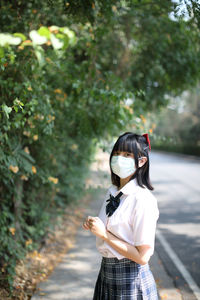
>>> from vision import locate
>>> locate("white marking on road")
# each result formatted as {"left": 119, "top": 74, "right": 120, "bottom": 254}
{"left": 156, "top": 229, "right": 200, "bottom": 300}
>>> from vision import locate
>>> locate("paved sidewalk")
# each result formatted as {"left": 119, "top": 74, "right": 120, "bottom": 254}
{"left": 32, "top": 188, "right": 103, "bottom": 300}
{"left": 32, "top": 150, "right": 183, "bottom": 300}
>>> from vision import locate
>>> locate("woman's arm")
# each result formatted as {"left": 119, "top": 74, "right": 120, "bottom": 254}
{"left": 83, "top": 216, "right": 152, "bottom": 265}
{"left": 102, "top": 230, "right": 151, "bottom": 265}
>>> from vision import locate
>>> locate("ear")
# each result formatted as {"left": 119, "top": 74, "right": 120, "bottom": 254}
{"left": 138, "top": 156, "right": 147, "bottom": 168}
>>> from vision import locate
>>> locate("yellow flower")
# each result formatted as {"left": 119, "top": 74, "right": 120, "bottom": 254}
{"left": 70, "top": 144, "right": 78, "bottom": 151}
{"left": 9, "top": 227, "right": 16, "bottom": 235}
{"left": 32, "top": 166, "right": 37, "bottom": 174}
{"left": 21, "top": 175, "right": 28, "bottom": 181}
{"left": 25, "top": 239, "right": 32, "bottom": 246}
{"left": 27, "top": 119, "right": 35, "bottom": 128}
{"left": 23, "top": 130, "right": 31, "bottom": 137}
{"left": 47, "top": 115, "right": 55, "bottom": 123}
{"left": 112, "top": 5, "right": 117, "bottom": 12}
{"left": 24, "top": 146, "right": 30, "bottom": 154}
{"left": 124, "top": 106, "right": 133, "bottom": 114}
{"left": 46, "top": 57, "right": 52, "bottom": 63}
{"left": 90, "top": 33, "right": 95, "bottom": 40}
{"left": 140, "top": 114, "right": 147, "bottom": 124}
{"left": 54, "top": 89, "right": 62, "bottom": 94}
{"left": 9, "top": 165, "right": 19, "bottom": 173}
{"left": 48, "top": 176, "right": 58, "bottom": 184}
{"left": 27, "top": 86, "right": 32, "bottom": 91}
{"left": 33, "top": 134, "right": 38, "bottom": 141}
{"left": 34, "top": 114, "right": 44, "bottom": 120}
{"left": 149, "top": 128, "right": 153, "bottom": 133}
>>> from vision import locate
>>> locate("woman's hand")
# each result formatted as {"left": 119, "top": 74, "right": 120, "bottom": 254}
{"left": 82, "top": 216, "right": 107, "bottom": 239}
{"left": 82, "top": 216, "right": 90, "bottom": 230}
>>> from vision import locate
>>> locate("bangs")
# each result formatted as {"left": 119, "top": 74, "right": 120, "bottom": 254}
{"left": 113, "top": 135, "right": 136, "bottom": 154}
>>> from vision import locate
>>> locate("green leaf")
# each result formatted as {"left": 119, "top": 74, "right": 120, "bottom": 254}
{"left": 38, "top": 26, "right": 51, "bottom": 39}
{"left": 2, "top": 104, "right": 12, "bottom": 119}
{"left": 0, "top": 33, "right": 21, "bottom": 47}
{"left": 50, "top": 33, "right": 64, "bottom": 50}
{"left": 13, "top": 33, "right": 26, "bottom": 41}
{"left": 29, "top": 30, "right": 47, "bottom": 45}
{"left": 0, "top": 47, "right": 4, "bottom": 58}
{"left": 55, "top": 33, "right": 69, "bottom": 50}
{"left": 13, "top": 98, "right": 24, "bottom": 108}
{"left": 34, "top": 45, "right": 45, "bottom": 66}
{"left": 60, "top": 27, "right": 77, "bottom": 46}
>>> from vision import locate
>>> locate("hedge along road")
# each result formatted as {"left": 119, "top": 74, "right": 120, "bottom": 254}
{"left": 150, "top": 150, "right": 200, "bottom": 300}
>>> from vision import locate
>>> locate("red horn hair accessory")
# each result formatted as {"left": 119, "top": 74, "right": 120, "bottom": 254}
{"left": 142, "top": 133, "right": 151, "bottom": 151}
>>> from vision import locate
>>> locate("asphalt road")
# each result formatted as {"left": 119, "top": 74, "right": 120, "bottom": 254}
{"left": 150, "top": 150, "right": 200, "bottom": 299}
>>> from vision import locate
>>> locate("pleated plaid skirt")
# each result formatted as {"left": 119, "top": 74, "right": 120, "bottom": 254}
{"left": 93, "top": 257, "right": 158, "bottom": 300}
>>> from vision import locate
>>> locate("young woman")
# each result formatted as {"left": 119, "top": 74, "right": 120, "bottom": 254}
{"left": 82, "top": 132, "right": 159, "bottom": 299}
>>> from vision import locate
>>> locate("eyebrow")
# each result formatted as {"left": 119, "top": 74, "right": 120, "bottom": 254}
{"left": 115, "top": 151, "right": 132, "bottom": 154}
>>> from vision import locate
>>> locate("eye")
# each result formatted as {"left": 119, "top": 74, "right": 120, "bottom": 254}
{"left": 126, "top": 152, "right": 131, "bottom": 156}
{"left": 113, "top": 151, "right": 119, "bottom": 156}
{"left": 125, "top": 152, "right": 134, "bottom": 158}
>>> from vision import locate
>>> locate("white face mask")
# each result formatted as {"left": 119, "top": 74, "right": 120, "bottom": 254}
{"left": 111, "top": 155, "right": 136, "bottom": 179}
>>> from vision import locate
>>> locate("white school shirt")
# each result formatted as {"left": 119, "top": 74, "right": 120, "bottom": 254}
{"left": 96, "top": 177, "right": 159, "bottom": 259}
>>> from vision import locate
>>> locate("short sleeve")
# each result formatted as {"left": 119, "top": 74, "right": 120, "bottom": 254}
{"left": 132, "top": 191, "right": 159, "bottom": 253}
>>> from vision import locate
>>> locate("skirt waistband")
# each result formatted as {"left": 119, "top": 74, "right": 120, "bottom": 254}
{"left": 102, "top": 257, "right": 130, "bottom": 263}
{"left": 102, "top": 256, "right": 149, "bottom": 269}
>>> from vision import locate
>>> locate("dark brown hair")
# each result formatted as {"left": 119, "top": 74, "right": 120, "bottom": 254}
{"left": 109, "top": 132, "right": 154, "bottom": 190}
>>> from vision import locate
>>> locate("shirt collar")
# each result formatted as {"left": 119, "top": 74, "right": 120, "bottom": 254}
{"left": 109, "top": 177, "right": 139, "bottom": 196}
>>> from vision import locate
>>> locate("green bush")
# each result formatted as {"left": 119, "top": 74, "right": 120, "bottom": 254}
{"left": 0, "top": 23, "right": 133, "bottom": 291}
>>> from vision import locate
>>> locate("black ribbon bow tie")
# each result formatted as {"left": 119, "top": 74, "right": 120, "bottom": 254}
{"left": 106, "top": 191, "right": 123, "bottom": 217}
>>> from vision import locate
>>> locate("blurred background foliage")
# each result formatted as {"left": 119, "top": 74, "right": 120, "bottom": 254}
{"left": 0, "top": 0, "right": 200, "bottom": 292}
{"left": 150, "top": 85, "right": 200, "bottom": 156}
